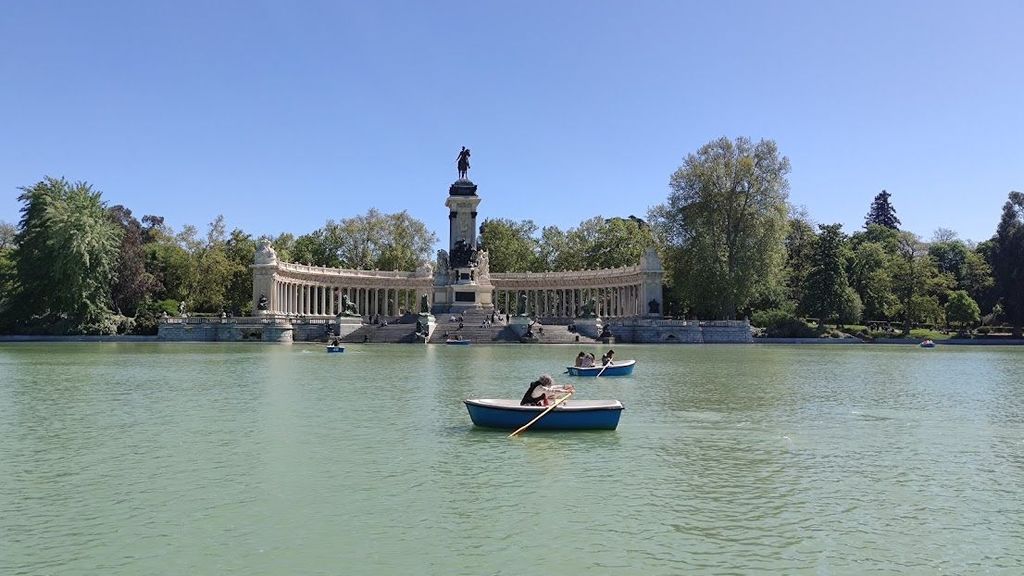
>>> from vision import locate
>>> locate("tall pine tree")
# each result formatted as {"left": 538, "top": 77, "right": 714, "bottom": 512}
{"left": 865, "top": 190, "right": 901, "bottom": 230}
{"left": 802, "top": 224, "right": 850, "bottom": 325}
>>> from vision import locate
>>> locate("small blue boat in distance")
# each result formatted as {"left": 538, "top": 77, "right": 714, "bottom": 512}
{"left": 566, "top": 359, "right": 636, "bottom": 377}
{"left": 446, "top": 338, "right": 471, "bottom": 345}
{"left": 464, "top": 398, "right": 623, "bottom": 430}
{"left": 326, "top": 346, "right": 345, "bottom": 353}
{"left": 919, "top": 339, "right": 936, "bottom": 348}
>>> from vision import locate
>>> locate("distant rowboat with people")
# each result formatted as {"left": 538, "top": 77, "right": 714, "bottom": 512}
{"left": 567, "top": 359, "right": 636, "bottom": 377}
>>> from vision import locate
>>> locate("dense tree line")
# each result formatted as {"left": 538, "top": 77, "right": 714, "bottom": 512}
{"left": 477, "top": 215, "right": 656, "bottom": 274}
{"left": 0, "top": 178, "right": 437, "bottom": 335}
{"left": 2, "top": 140, "right": 1022, "bottom": 337}
{"left": 648, "top": 137, "right": 1021, "bottom": 338}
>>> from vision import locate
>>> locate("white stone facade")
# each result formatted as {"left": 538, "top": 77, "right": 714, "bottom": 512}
{"left": 250, "top": 179, "right": 664, "bottom": 320}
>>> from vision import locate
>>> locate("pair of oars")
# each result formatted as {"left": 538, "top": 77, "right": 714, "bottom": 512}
{"left": 510, "top": 361, "right": 610, "bottom": 438}
{"left": 508, "top": 391, "right": 574, "bottom": 438}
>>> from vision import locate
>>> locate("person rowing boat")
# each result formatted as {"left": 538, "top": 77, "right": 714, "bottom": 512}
{"left": 520, "top": 374, "right": 574, "bottom": 406}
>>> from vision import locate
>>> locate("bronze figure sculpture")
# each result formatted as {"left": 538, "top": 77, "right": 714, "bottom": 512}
{"left": 457, "top": 146, "right": 471, "bottom": 179}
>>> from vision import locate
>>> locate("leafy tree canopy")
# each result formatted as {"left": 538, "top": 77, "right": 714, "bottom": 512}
{"left": 651, "top": 136, "right": 790, "bottom": 319}
{"left": 478, "top": 218, "right": 542, "bottom": 273}
{"left": 12, "top": 177, "right": 122, "bottom": 332}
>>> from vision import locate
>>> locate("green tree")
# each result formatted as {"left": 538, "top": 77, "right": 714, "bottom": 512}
{"left": 12, "top": 177, "right": 122, "bottom": 333}
{"left": 109, "top": 206, "right": 156, "bottom": 317}
{"left": 479, "top": 218, "right": 542, "bottom": 273}
{"left": 537, "top": 225, "right": 568, "bottom": 272}
{"left": 865, "top": 189, "right": 901, "bottom": 230}
{"left": 890, "top": 232, "right": 946, "bottom": 332}
{"left": 961, "top": 247, "right": 995, "bottom": 314}
{"left": 182, "top": 217, "right": 248, "bottom": 314}
{"left": 945, "top": 290, "right": 980, "bottom": 332}
{"left": 848, "top": 241, "right": 896, "bottom": 320}
{"left": 224, "top": 229, "right": 258, "bottom": 314}
{"left": 782, "top": 210, "right": 817, "bottom": 312}
{"left": 0, "top": 223, "right": 15, "bottom": 325}
{"left": 838, "top": 286, "right": 863, "bottom": 326}
{"left": 546, "top": 216, "right": 656, "bottom": 272}
{"left": 651, "top": 136, "right": 790, "bottom": 319}
{"left": 991, "top": 191, "right": 1024, "bottom": 337}
{"left": 928, "top": 232, "right": 995, "bottom": 315}
{"left": 270, "top": 233, "right": 296, "bottom": 263}
{"left": 0, "top": 221, "right": 15, "bottom": 250}
{"left": 802, "top": 224, "right": 850, "bottom": 325}
{"left": 293, "top": 209, "right": 436, "bottom": 271}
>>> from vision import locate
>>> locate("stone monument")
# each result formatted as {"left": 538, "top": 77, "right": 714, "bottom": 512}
{"left": 418, "top": 293, "right": 436, "bottom": 342}
{"left": 432, "top": 146, "right": 494, "bottom": 313}
{"left": 251, "top": 239, "right": 278, "bottom": 314}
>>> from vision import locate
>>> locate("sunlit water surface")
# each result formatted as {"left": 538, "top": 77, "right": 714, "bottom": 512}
{"left": 1, "top": 343, "right": 1023, "bottom": 575}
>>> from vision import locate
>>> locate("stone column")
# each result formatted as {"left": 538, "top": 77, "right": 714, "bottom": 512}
{"left": 640, "top": 248, "right": 664, "bottom": 318}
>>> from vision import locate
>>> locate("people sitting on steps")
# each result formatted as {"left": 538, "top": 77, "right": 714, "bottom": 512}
{"left": 519, "top": 374, "right": 574, "bottom": 406}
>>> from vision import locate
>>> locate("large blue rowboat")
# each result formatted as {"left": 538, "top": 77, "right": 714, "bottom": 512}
{"left": 326, "top": 346, "right": 345, "bottom": 353}
{"left": 566, "top": 359, "right": 636, "bottom": 377}
{"left": 464, "top": 398, "right": 623, "bottom": 430}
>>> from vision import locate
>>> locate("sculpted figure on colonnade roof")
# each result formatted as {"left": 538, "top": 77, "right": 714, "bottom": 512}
{"left": 254, "top": 238, "right": 278, "bottom": 265}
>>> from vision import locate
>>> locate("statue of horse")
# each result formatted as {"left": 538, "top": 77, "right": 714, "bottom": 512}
{"left": 457, "top": 146, "right": 471, "bottom": 179}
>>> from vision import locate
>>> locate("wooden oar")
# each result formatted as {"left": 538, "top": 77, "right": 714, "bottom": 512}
{"left": 595, "top": 360, "right": 611, "bottom": 378}
{"left": 508, "top": 391, "right": 573, "bottom": 438}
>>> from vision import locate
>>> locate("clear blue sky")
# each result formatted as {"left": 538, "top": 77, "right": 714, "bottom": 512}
{"left": 2, "top": 1, "right": 1021, "bottom": 246}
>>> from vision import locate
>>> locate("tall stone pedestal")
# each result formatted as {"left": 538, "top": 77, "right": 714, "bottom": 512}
{"left": 432, "top": 177, "right": 494, "bottom": 314}
{"left": 508, "top": 315, "right": 533, "bottom": 337}
{"left": 415, "top": 313, "right": 436, "bottom": 343}
{"left": 574, "top": 318, "right": 603, "bottom": 340}
{"left": 334, "top": 316, "right": 363, "bottom": 339}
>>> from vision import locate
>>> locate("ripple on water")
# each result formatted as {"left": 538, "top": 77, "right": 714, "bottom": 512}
{"left": 1, "top": 342, "right": 1023, "bottom": 574}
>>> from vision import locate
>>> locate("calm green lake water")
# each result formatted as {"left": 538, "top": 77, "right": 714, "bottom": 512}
{"left": 1, "top": 343, "right": 1023, "bottom": 575}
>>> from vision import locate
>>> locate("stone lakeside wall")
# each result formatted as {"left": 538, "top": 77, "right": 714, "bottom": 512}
{"left": 157, "top": 316, "right": 752, "bottom": 343}
{"left": 158, "top": 316, "right": 365, "bottom": 343}
{"left": 158, "top": 317, "right": 292, "bottom": 342}
{"left": 604, "top": 319, "right": 752, "bottom": 343}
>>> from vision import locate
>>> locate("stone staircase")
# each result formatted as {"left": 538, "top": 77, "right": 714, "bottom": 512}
{"left": 427, "top": 308, "right": 599, "bottom": 344}
{"left": 429, "top": 308, "right": 508, "bottom": 343}
{"left": 339, "top": 314, "right": 421, "bottom": 344}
